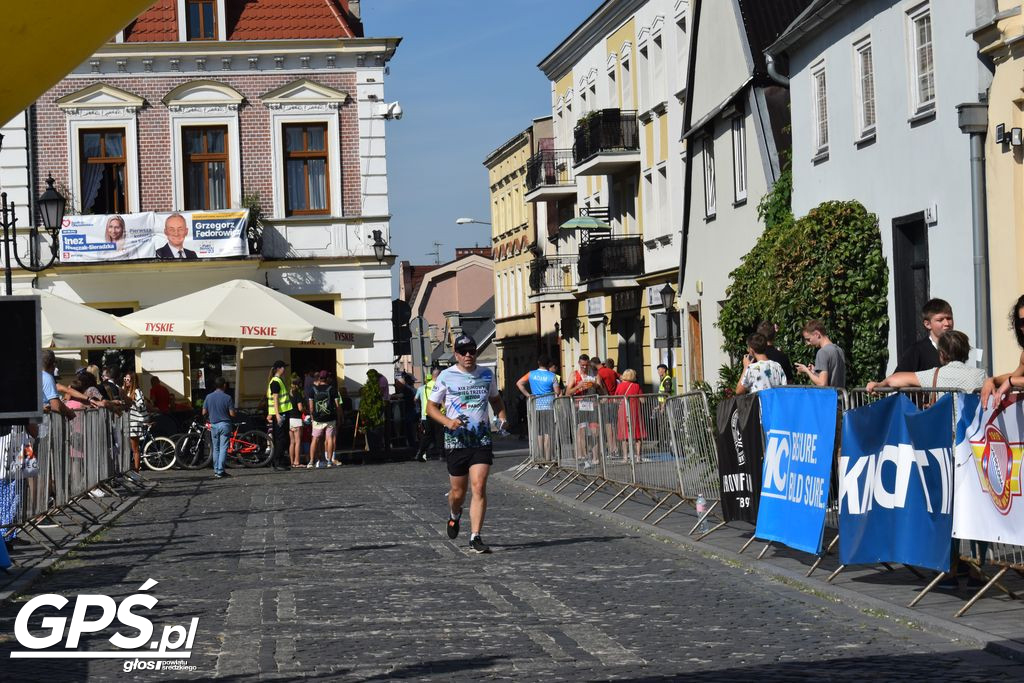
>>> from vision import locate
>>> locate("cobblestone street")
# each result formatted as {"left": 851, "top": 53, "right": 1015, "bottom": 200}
{"left": 0, "top": 450, "right": 1019, "bottom": 681}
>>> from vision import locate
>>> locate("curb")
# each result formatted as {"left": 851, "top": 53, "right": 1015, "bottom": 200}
{"left": 0, "top": 481, "right": 157, "bottom": 604}
{"left": 498, "top": 469, "right": 1024, "bottom": 664}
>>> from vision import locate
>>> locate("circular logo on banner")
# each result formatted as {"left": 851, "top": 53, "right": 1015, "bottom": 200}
{"left": 982, "top": 424, "right": 1014, "bottom": 515}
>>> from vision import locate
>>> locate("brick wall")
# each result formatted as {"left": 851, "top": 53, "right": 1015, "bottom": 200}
{"left": 32, "top": 72, "right": 361, "bottom": 217}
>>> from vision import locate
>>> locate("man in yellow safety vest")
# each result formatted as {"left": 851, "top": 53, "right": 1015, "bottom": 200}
{"left": 267, "top": 360, "right": 293, "bottom": 470}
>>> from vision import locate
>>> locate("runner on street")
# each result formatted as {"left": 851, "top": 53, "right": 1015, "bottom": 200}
{"left": 427, "top": 334, "right": 506, "bottom": 554}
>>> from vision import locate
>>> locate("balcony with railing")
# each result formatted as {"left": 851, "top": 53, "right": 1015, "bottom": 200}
{"left": 525, "top": 148, "right": 576, "bottom": 203}
{"left": 527, "top": 254, "right": 577, "bottom": 303}
{"left": 576, "top": 235, "right": 644, "bottom": 292}
{"left": 572, "top": 109, "right": 641, "bottom": 175}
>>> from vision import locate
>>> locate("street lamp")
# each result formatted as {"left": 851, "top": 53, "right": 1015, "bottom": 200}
{"left": 455, "top": 217, "right": 491, "bottom": 225}
{"left": 2, "top": 174, "right": 67, "bottom": 295}
{"left": 371, "top": 229, "right": 388, "bottom": 264}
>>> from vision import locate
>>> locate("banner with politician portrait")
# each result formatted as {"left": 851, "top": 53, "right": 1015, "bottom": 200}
{"left": 59, "top": 210, "right": 247, "bottom": 263}
{"left": 953, "top": 393, "right": 1024, "bottom": 545}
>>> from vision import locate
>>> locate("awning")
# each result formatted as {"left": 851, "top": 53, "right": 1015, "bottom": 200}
{"left": 119, "top": 279, "right": 374, "bottom": 348}
{"left": 0, "top": 1, "right": 157, "bottom": 124}
{"left": 35, "top": 289, "right": 143, "bottom": 350}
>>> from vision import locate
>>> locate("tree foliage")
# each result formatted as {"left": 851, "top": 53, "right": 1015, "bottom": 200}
{"left": 717, "top": 171, "right": 890, "bottom": 389}
{"left": 358, "top": 370, "right": 386, "bottom": 431}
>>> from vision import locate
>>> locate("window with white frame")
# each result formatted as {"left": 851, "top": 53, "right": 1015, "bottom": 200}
{"left": 908, "top": 4, "right": 935, "bottom": 114}
{"left": 638, "top": 44, "right": 650, "bottom": 111}
{"left": 652, "top": 36, "right": 665, "bottom": 104}
{"left": 812, "top": 63, "right": 829, "bottom": 155}
{"left": 676, "top": 16, "right": 687, "bottom": 84}
{"left": 657, "top": 165, "right": 668, "bottom": 230}
{"left": 643, "top": 171, "right": 654, "bottom": 234}
{"left": 702, "top": 135, "right": 716, "bottom": 218}
{"left": 622, "top": 56, "right": 633, "bottom": 109}
{"left": 731, "top": 116, "right": 747, "bottom": 202}
{"left": 854, "top": 39, "right": 876, "bottom": 135}
{"left": 608, "top": 58, "right": 618, "bottom": 108}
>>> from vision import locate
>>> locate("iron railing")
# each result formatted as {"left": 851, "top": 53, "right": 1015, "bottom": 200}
{"left": 572, "top": 109, "right": 640, "bottom": 166}
{"left": 577, "top": 236, "right": 643, "bottom": 282}
{"left": 529, "top": 255, "right": 577, "bottom": 295}
{"left": 526, "top": 149, "right": 575, "bottom": 192}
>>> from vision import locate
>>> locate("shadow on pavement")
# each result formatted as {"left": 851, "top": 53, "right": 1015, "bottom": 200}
{"left": 493, "top": 535, "right": 630, "bottom": 550}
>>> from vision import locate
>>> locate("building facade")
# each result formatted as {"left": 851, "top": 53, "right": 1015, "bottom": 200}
{"left": 484, "top": 120, "right": 547, "bottom": 426}
{"left": 677, "top": 0, "right": 809, "bottom": 389}
{"left": 971, "top": 1, "right": 1024, "bottom": 373}
{"left": 533, "top": 0, "right": 688, "bottom": 390}
{"left": 1, "top": 0, "right": 399, "bottom": 406}
{"left": 770, "top": 0, "right": 992, "bottom": 372}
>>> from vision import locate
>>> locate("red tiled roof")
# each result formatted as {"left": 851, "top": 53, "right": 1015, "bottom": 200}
{"left": 124, "top": 0, "right": 177, "bottom": 42}
{"left": 123, "top": 0, "right": 359, "bottom": 43}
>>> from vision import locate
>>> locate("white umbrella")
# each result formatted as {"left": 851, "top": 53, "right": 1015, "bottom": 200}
{"left": 119, "top": 279, "right": 374, "bottom": 348}
{"left": 34, "top": 289, "right": 143, "bottom": 349}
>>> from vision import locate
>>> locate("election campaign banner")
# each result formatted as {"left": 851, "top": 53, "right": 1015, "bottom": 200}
{"left": 714, "top": 394, "right": 763, "bottom": 523}
{"left": 59, "top": 210, "right": 247, "bottom": 263}
{"left": 755, "top": 388, "right": 838, "bottom": 555}
{"left": 953, "top": 393, "right": 1024, "bottom": 545}
{"left": 839, "top": 394, "right": 954, "bottom": 572}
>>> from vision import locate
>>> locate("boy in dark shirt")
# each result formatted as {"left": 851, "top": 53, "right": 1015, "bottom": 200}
{"left": 894, "top": 298, "right": 953, "bottom": 373}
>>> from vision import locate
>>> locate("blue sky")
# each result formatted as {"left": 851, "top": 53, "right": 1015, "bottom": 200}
{"left": 361, "top": 0, "right": 598, "bottom": 272}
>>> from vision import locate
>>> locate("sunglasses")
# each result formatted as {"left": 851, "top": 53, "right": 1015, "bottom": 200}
{"left": 455, "top": 347, "right": 478, "bottom": 356}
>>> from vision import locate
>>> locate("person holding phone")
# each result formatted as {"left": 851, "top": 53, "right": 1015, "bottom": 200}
{"left": 735, "top": 333, "right": 787, "bottom": 394}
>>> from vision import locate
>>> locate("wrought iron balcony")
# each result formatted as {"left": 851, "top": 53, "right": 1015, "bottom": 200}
{"left": 525, "top": 148, "right": 576, "bottom": 202}
{"left": 527, "top": 254, "right": 577, "bottom": 302}
{"left": 577, "top": 235, "right": 643, "bottom": 284}
{"left": 572, "top": 109, "right": 640, "bottom": 173}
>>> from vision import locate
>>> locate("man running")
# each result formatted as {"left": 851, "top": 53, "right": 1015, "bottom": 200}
{"left": 427, "top": 334, "right": 506, "bottom": 554}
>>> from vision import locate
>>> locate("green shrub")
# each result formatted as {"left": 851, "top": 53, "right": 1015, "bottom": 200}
{"left": 718, "top": 172, "right": 889, "bottom": 388}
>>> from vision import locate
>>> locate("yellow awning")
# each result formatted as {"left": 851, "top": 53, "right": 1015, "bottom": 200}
{"left": 0, "top": 1, "right": 157, "bottom": 124}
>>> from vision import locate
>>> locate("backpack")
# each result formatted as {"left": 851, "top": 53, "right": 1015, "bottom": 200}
{"left": 311, "top": 385, "right": 337, "bottom": 422}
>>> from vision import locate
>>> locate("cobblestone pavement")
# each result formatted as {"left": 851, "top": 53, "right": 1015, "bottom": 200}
{"left": 0, "top": 451, "right": 1019, "bottom": 681}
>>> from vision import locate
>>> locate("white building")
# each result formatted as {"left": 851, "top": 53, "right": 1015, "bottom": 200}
{"left": 767, "top": 0, "right": 993, "bottom": 370}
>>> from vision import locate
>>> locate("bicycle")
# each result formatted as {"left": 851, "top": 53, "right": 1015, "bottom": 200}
{"left": 177, "top": 417, "right": 273, "bottom": 469}
{"left": 139, "top": 421, "right": 177, "bottom": 471}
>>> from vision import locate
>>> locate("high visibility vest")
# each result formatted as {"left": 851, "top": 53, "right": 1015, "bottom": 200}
{"left": 267, "top": 375, "right": 293, "bottom": 415}
{"left": 658, "top": 375, "right": 674, "bottom": 403}
{"left": 421, "top": 377, "right": 436, "bottom": 419}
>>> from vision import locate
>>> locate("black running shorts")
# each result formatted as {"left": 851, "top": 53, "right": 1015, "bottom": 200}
{"left": 446, "top": 447, "right": 494, "bottom": 477}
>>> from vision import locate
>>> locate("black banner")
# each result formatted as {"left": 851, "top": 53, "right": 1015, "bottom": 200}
{"left": 715, "top": 394, "right": 764, "bottom": 523}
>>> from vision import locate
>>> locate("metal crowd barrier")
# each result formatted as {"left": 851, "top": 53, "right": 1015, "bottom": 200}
{"left": 0, "top": 408, "right": 143, "bottom": 555}
{"left": 514, "top": 396, "right": 558, "bottom": 480}
{"left": 665, "top": 392, "right": 721, "bottom": 529}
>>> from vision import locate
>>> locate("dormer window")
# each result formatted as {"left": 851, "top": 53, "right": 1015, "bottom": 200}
{"left": 187, "top": 0, "right": 217, "bottom": 40}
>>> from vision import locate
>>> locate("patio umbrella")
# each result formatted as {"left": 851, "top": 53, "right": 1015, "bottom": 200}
{"left": 118, "top": 279, "right": 374, "bottom": 348}
{"left": 559, "top": 215, "right": 612, "bottom": 231}
{"left": 34, "top": 289, "right": 143, "bottom": 349}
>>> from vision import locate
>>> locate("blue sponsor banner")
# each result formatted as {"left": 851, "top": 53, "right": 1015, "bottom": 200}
{"left": 838, "top": 394, "right": 953, "bottom": 571}
{"left": 754, "top": 388, "right": 838, "bottom": 554}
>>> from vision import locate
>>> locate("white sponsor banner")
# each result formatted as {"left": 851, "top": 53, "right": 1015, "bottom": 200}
{"left": 953, "top": 394, "right": 1024, "bottom": 545}
{"left": 60, "top": 210, "right": 247, "bottom": 263}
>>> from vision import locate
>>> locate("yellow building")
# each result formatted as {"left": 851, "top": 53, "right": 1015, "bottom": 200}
{"left": 483, "top": 121, "right": 549, "bottom": 427}
{"left": 972, "top": 3, "right": 1024, "bottom": 373}
{"left": 531, "top": 0, "right": 686, "bottom": 391}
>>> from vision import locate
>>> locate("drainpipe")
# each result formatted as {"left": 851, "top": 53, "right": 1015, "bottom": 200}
{"left": 765, "top": 54, "right": 789, "bottom": 87}
{"left": 957, "top": 102, "right": 992, "bottom": 374}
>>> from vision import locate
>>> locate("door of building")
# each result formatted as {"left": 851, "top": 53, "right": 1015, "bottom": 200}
{"left": 892, "top": 213, "right": 930, "bottom": 359}
{"left": 687, "top": 304, "right": 704, "bottom": 385}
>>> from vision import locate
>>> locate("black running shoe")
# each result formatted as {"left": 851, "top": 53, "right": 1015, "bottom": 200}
{"left": 446, "top": 516, "right": 460, "bottom": 539}
{"left": 469, "top": 536, "right": 491, "bottom": 554}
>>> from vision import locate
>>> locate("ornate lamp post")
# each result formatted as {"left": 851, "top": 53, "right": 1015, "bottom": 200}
{"left": 371, "top": 229, "right": 388, "bottom": 264}
{"left": 2, "top": 174, "right": 67, "bottom": 295}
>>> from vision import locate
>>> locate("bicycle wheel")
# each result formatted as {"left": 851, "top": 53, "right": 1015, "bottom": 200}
{"left": 177, "top": 430, "right": 212, "bottom": 470}
{"left": 238, "top": 430, "right": 273, "bottom": 468}
{"left": 142, "top": 436, "right": 177, "bottom": 471}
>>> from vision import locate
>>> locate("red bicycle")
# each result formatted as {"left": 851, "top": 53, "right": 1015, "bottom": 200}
{"left": 176, "top": 418, "right": 273, "bottom": 468}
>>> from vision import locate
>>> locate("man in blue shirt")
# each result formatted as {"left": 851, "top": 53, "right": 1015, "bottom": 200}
{"left": 516, "top": 355, "right": 560, "bottom": 463}
{"left": 202, "top": 376, "right": 236, "bottom": 479}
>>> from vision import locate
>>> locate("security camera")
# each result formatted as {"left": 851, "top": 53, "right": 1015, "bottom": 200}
{"left": 383, "top": 102, "right": 403, "bottom": 120}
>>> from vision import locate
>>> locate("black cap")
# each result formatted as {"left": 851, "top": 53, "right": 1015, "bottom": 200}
{"left": 272, "top": 360, "right": 287, "bottom": 370}
{"left": 453, "top": 334, "right": 477, "bottom": 354}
